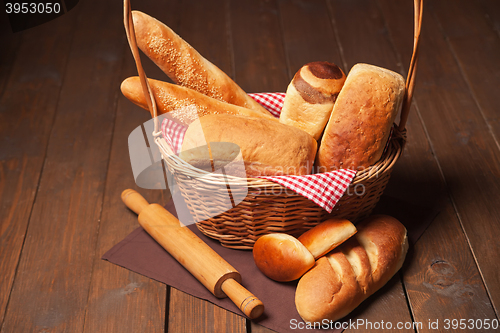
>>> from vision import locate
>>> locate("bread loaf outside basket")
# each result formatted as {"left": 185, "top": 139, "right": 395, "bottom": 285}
{"left": 123, "top": 0, "right": 422, "bottom": 249}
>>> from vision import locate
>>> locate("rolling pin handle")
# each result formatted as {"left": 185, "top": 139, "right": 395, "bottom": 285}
{"left": 121, "top": 189, "right": 265, "bottom": 319}
{"left": 221, "top": 278, "right": 264, "bottom": 319}
{"left": 121, "top": 189, "right": 150, "bottom": 215}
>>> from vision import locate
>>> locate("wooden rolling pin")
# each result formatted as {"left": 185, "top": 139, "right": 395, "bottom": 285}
{"left": 121, "top": 189, "right": 264, "bottom": 319}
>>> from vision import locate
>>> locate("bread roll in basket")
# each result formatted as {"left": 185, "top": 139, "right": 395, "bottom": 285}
{"left": 122, "top": 0, "right": 422, "bottom": 249}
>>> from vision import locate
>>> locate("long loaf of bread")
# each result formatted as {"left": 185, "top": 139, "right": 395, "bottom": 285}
{"left": 121, "top": 77, "right": 276, "bottom": 126}
{"left": 180, "top": 114, "right": 317, "bottom": 177}
{"left": 132, "top": 10, "right": 271, "bottom": 116}
{"left": 295, "top": 215, "right": 408, "bottom": 323}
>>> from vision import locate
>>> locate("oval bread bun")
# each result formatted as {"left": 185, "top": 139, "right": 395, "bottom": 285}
{"left": 298, "top": 218, "right": 357, "bottom": 259}
{"left": 253, "top": 233, "right": 315, "bottom": 282}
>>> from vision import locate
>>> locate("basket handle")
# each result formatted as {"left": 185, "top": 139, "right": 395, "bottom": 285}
{"left": 398, "top": 0, "right": 423, "bottom": 132}
{"left": 123, "top": 0, "right": 160, "bottom": 135}
{"left": 123, "top": 0, "right": 421, "bottom": 133}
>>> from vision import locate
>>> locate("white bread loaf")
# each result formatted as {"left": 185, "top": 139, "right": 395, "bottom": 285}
{"left": 280, "top": 61, "right": 346, "bottom": 140}
{"left": 298, "top": 218, "right": 357, "bottom": 259}
{"left": 131, "top": 11, "right": 271, "bottom": 116}
{"left": 295, "top": 215, "right": 408, "bottom": 323}
{"left": 253, "top": 234, "right": 315, "bottom": 282}
{"left": 179, "top": 114, "right": 317, "bottom": 177}
{"left": 316, "top": 64, "right": 405, "bottom": 172}
{"left": 120, "top": 77, "right": 276, "bottom": 126}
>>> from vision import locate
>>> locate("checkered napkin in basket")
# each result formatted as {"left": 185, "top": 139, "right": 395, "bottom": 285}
{"left": 160, "top": 93, "right": 357, "bottom": 213}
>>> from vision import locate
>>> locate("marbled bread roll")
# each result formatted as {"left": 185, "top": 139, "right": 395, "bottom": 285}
{"left": 279, "top": 61, "right": 346, "bottom": 140}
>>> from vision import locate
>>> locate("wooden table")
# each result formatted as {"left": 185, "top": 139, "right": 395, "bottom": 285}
{"left": 1, "top": 0, "right": 499, "bottom": 331}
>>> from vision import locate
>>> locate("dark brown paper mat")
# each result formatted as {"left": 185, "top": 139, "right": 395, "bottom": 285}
{"left": 102, "top": 196, "right": 438, "bottom": 333}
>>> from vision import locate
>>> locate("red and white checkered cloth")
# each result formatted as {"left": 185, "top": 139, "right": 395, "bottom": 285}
{"left": 161, "top": 118, "right": 187, "bottom": 154}
{"left": 161, "top": 92, "right": 357, "bottom": 213}
{"left": 248, "top": 92, "right": 285, "bottom": 118}
{"left": 257, "top": 170, "right": 356, "bottom": 213}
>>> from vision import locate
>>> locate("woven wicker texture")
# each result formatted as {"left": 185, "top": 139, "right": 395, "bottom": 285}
{"left": 124, "top": 0, "right": 422, "bottom": 249}
{"left": 159, "top": 128, "right": 405, "bottom": 249}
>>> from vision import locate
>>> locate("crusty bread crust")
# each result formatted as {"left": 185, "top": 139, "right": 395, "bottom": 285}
{"left": 316, "top": 63, "right": 405, "bottom": 171}
{"left": 295, "top": 214, "right": 408, "bottom": 323}
{"left": 355, "top": 215, "right": 409, "bottom": 292}
{"left": 121, "top": 77, "right": 275, "bottom": 126}
{"left": 179, "top": 114, "right": 318, "bottom": 177}
{"left": 295, "top": 252, "right": 363, "bottom": 323}
{"left": 132, "top": 11, "right": 270, "bottom": 115}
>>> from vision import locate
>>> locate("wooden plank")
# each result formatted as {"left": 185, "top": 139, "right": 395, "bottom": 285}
{"left": 424, "top": 0, "right": 500, "bottom": 318}
{"left": 378, "top": 0, "right": 499, "bottom": 326}
{"left": 0, "top": 0, "right": 126, "bottom": 331}
{"left": 168, "top": 0, "right": 234, "bottom": 78}
{"left": 81, "top": 1, "right": 171, "bottom": 328}
{"left": 478, "top": 0, "right": 500, "bottom": 37}
{"left": 0, "top": 9, "right": 21, "bottom": 96}
{"left": 0, "top": 9, "right": 77, "bottom": 327}
{"left": 230, "top": 0, "right": 290, "bottom": 93}
{"left": 278, "top": 0, "right": 344, "bottom": 79}
{"left": 168, "top": 289, "right": 246, "bottom": 333}
{"left": 431, "top": 0, "right": 500, "bottom": 148}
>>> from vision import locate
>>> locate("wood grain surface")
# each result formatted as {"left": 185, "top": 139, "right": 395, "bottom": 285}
{"left": 0, "top": 6, "right": 77, "bottom": 328}
{"left": 1, "top": 0, "right": 499, "bottom": 332}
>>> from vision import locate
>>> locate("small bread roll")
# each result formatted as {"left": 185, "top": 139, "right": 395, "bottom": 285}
{"left": 179, "top": 114, "right": 317, "bottom": 177}
{"left": 279, "top": 61, "right": 346, "bottom": 140}
{"left": 120, "top": 77, "right": 276, "bottom": 126}
{"left": 298, "top": 218, "right": 357, "bottom": 259}
{"left": 316, "top": 63, "right": 406, "bottom": 171}
{"left": 295, "top": 215, "right": 408, "bottom": 323}
{"left": 253, "top": 234, "right": 315, "bottom": 282}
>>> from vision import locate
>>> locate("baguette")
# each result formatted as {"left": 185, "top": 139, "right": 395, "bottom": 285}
{"left": 179, "top": 114, "right": 317, "bottom": 177}
{"left": 316, "top": 64, "right": 405, "bottom": 172}
{"left": 120, "top": 77, "right": 276, "bottom": 126}
{"left": 295, "top": 215, "right": 408, "bottom": 323}
{"left": 131, "top": 10, "right": 271, "bottom": 116}
{"left": 279, "top": 61, "right": 346, "bottom": 140}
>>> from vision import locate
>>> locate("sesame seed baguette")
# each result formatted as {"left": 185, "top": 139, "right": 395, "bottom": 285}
{"left": 132, "top": 10, "right": 271, "bottom": 116}
{"left": 121, "top": 76, "right": 276, "bottom": 127}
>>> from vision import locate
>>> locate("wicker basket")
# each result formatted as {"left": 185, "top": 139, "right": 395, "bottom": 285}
{"left": 123, "top": 0, "right": 422, "bottom": 249}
